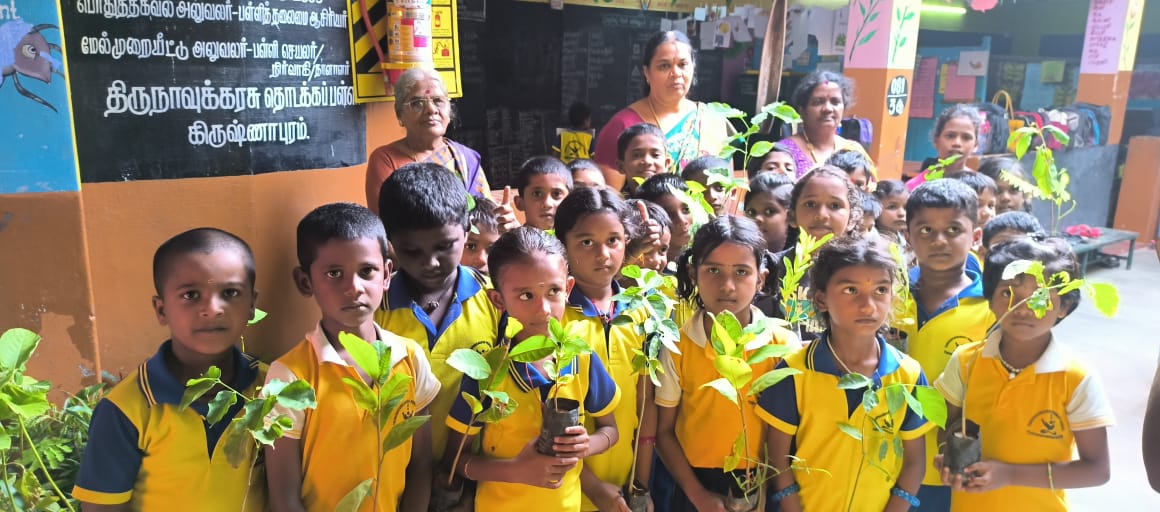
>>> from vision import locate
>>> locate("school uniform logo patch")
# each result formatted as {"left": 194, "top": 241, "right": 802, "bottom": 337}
{"left": 392, "top": 399, "right": 418, "bottom": 423}
{"left": 943, "top": 336, "right": 972, "bottom": 355}
{"left": 1026, "top": 410, "right": 1065, "bottom": 439}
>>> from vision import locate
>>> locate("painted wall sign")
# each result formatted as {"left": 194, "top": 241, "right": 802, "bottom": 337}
{"left": 843, "top": 0, "right": 919, "bottom": 70}
{"left": 61, "top": 0, "right": 366, "bottom": 182}
{"left": 0, "top": 0, "right": 78, "bottom": 194}
{"left": 886, "top": 75, "right": 907, "bottom": 116}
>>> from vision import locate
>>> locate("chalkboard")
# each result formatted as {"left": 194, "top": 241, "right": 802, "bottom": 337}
{"left": 1023, "top": 145, "right": 1118, "bottom": 230}
{"left": 62, "top": 0, "right": 366, "bottom": 182}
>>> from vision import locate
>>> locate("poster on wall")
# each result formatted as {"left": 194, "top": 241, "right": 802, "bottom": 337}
{"left": 0, "top": 0, "right": 78, "bottom": 194}
{"left": 61, "top": 0, "right": 366, "bottom": 183}
{"left": 348, "top": 0, "right": 464, "bottom": 103}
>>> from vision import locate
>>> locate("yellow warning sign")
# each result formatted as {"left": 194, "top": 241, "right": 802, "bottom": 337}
{"left": 347, "top": 0, "right": 463, "bottom": 103}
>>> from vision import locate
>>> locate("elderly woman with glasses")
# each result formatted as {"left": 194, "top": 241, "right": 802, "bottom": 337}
{"left": 365, "top": 68, "right": 490, "bottom": 214}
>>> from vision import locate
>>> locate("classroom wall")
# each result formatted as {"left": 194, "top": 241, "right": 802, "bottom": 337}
{"left": 0, "top": 102, "right": 403, "bottom": 392}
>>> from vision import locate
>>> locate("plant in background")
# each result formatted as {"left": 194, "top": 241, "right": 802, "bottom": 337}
{"left": 919, "top": 154, "right": 963, "bottom": 182}
{"left": 1004, "top": 126, "right": 1075, "bottom": 235}
{"left": 944, "top": 259, "right": 1118, "bottom": 476}
{"left": 0, "top": 328, "right": 107, "bottom": 512}
{"left": 885, "top": 243, "right": 917, "bottom": 350}
{"left": 779, "top": 231, "right": 834, "bottom": 336}
{"left": 700, "top": 311, "right": 801, "bottom": 511}
{"left": 331, "top": 332, "right": 432, "bottom": 512}
{"left": 506, "top": 318, "right": 594, "bottom": 455}
{"left": 670, "top": 181, "right": 715, "bottom": 242}
{"left": 710, "top": 101, "right": 801, "bottom": 173}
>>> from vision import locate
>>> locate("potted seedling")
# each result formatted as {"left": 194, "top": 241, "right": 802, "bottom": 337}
{"left": 326, "top": 332, "right": 432, "bottom": 512}
{"left": 779, "top": 231, "right": 834, "bottom": 337}
{"left": 611, "top": 264, "right": 685, "bottom": 511}
{"left": 506, "top": 318, "right": 594, "bottom": 456}
{"left": 439, "top": 341, "right": 520, "bottom": 510}
{"left": 941, "top": 259, "right": 1118, "bottom": 477}
{"left": 700, "top": 310, "right": 801, "bottom": 511}
{"left": 1001, "top": 126, "right": 1075, "bottom": 236}
{"left": 710, "top": 101, "right": 802, "bottom": 173}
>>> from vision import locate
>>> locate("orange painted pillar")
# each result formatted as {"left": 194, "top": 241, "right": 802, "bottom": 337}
{"left": 1112, "top": 136, "right": 1160, "bottom": 239}
{"left": 1075, "top": 0, "right": 1145, "bottom": 145}
{"left": 840, "top": 0, "right": 921, "bottom": 180}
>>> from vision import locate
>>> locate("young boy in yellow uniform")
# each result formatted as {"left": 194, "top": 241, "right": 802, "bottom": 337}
{"left": 935, "top": 238, "right": 1113, "bottom": 511}
{"left": 446, "top": 227, "right": 621, "bottom": 512}
{"left": 902, "top": 179, "right": 995, "bottom": 511}
{"left": 73, "top": 228, "right": 266, "bottom": 511}
{"left": 265, "top": 203, "right": 440, "bottom": 511}
{"left": 374, "top": 163, "right": 504, "bottom": 461}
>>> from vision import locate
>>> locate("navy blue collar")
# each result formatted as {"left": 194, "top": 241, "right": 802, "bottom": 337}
{"left": 908, "top": 267, "right": 984, "bottom": 325}
{"left": 811, "top": 334, "right": 901, "bottom": 383}
{"left": 386, "top": 265, "right": 483, "bottom": 311}
{"left": 567, "top": 281, "right": 626, "bottom": 320}
{"left": 139, "top": 340, "right": 259, "bottom": 407}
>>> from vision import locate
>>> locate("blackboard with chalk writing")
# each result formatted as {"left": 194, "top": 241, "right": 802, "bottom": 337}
{"left": 62, "top": 0, "right": 366, "bottom": 182}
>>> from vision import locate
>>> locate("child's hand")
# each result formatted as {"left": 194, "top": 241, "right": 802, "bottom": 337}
{"left": 493, "top": 186, "right": 521, "bottom": 234}
{"left": 512, "top": 438, "right": 578, "bottom": 488}
{"left": 636, "top": 201, "right": 662, "bottom": 251}
{"left": 960, "top": 460, "right": 1013, "bottom": 493}
{"left": 687, "top": 487, "right": 727, "bottom": 512}
{"left": 589, "top": 480, "right": 630, "bottom": 512}
{"left": 552, "top": 425, "right": 591, "bottom": 458}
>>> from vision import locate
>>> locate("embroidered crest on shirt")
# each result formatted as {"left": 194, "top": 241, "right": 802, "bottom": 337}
{"left": 1026, "top": 410, "right": 1065, "bottom": 439}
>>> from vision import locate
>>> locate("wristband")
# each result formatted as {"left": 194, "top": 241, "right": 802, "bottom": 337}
{"left": 770, "top": 482, "right": 800, "bottom": 502}
{"left": 891, "top": 486, "right": 920, "bottom": 507}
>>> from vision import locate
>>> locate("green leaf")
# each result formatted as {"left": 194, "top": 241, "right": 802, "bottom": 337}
{"left": 713, "top": 355, "right": 753, "bottom": 390}
{"left": 1043, "top": 124, "right": 1070, "bottom": 146}
{"left": 878, "top": 440, "right": 889, "bottom": 461}
{"left": 0, "top": 328, "right": 40, "bottom": 380}
{"left": 0, "top": 429, "right": 9, "bottom": 452}
{"left": 621, "top": 265, "right": 642, "bottom": 280}
{"left": 723, "top": 432, "right": 745, "bottom": 472}
{"left": 837, "top": 422, "right": 862, "bottom": 441}
{"left": 1001, "top": 259, "right": 1043, "bottom": 282}
{"left": 338, "top": 331, "right": 383, "bottom": 382}
{"left": 862, "top": 387, "right": 879, "bottom": 413}
{"left": 705, "top": 102, "right": 747, "bottom": 119}
{"left": 766, "top": 103, "right": 801, "bottom": 124}
{"left": 914, "top": 386, "right": 947, "bottom": 428}
{"left": 700, "top": 377, "right": 739, "bottom": 405}
{"left": 383, "top": 414, "right": 431, "bottom": 452}
{"left": 859, "top": 29, "right": 878, "bottom": 46}
{"left": 837, "top": 373, "right": 874, "bottom": 390}
{"left": 748, "top": 367, "right": 802, "bottom": 397}
{"left": 222, "top": 422, "right": 253, "bottom": 468}
{"left": 749, "top": 141, "right": 775, "bottom": 159}
{"left": 342, "top": 377, "right": 378, "bottom": 414}
{"left": 1014, "top": 132, "right": 1033, "bottom": 160}
{"left": 335, "top": 478, "right": 375, "bottom": 512}
{"left": 273, "top": 380, "right": 317, "bottom": 410}
{"left": 180, "top": 369, "right": 221, "bottom": 411}
{"left": 461, "top": 391, "right": 484, "bottom": 415}
{"left": 867, "top": 11, "right": 878, "bottom": 23}
{"left": 205, "top": 390, "right": 238, "bottom": 425}
{"left": 884, "top": 384, "right": 906, "bottom": 416}
{"left": 448, "top": 349, "right": 492, "bottom": 380}
{"left": 713, "top": 311, "right": 744, "bottom": 348}
{"left": 509, "top": 335, "right": 555, "bottom": 363}
{"left": 1085, "top": 282, "right": 1120, "bottom": 318}
{"left": 893, "top": 436, "right": 903, "bottom": 457}
{"left": 248, "top": 307, "right": 268, "bottom": 326}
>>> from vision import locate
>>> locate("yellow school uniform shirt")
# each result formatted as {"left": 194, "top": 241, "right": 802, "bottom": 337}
{"left": 446, "top": 322, "right": 621, "bottom": 512}
{"left": 375, "top": 265, "right": 501, "bottom": 457}
{"left": 565, "top": 285, "right": 649, "bottom": 511}
{"left": 757, "top": 336, "right": 935, "bottom": 511}
{"left": 655, "top": 307, "right": 800, "bottom": 469}
{"left": 266, "top": 323, "right": 440, "bottom": 511}
{"left": 72, "top": 342, "right": 266, "bottom": 511}
{"left": 935, "top": 332, "right": 1115, "bottom": 511}
{"left": 903, "top": 266, "right": 994, "bottom": 485}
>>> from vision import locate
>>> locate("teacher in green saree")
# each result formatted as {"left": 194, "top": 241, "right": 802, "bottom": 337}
{"left": 592, "top": 31, "right": 732, "bottom": 191}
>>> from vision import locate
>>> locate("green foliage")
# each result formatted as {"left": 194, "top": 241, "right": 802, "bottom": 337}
{"left": 999, "top": 259, "right": 1119, "bottom": 320}
{"left": 1006, "top": 127, "right": 1077, "bottom": 235}
{"left": 508, "top": 318, "right": 593, "bottom": 404}
{"left": 919, "top": 154, "right": 962, "bottom": 182}
{"left": 1, "top": 328, "right": 108, "bottom": 512}
{"left": 445, "top": 340, "right": 522, "bottom": 486}
{"left": 668, "top": 181, "right": 715, "bottom": 243}
{"left": 247, "top": 307, "right": 267, "bottom": 326}
{"left": 331, "top": 332, "right": 432, "bottom": 512}
{"left": 779, "top": 231, "right": 834, "bottom": 330}
{"left": 711, "top": 101, "right": 802, "bottom": 173}
{"left": 613, "top": 265, "right": 682, "bottom": 386}
{"left": 887, "top": 243, "right": 917, "bottom": 334}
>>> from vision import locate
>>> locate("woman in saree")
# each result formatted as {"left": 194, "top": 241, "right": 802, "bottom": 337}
{"left": 779, "top": 70, "right": 875, "bottom": 179}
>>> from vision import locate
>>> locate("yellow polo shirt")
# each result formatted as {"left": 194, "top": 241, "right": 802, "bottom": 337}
{"left": 266, "top": 324, "right": 440, "bottom": 511}
{"left": 757, "top": 336, "right": 935, "bottom": 511}
{"left": 564, "top": 285, "right": 650, "bottom": 511}
{"left": 72, "top": 342, "right": 266, "bottom": 511}
{"left": 903, "top": 266, "right": 994, "bottom": 485}
{"left": 655, "top": 307, "right": 800, "bottom": 469}
{"left": 375, "top": 265, "right": 502, "bottom": 457}
{"left": 935, "top": 332, "right": 1115, "bottom": 511}
{"left": 446, "top": 333, "right": 621, "bottom": 512}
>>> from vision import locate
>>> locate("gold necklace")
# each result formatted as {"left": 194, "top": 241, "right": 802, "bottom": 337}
{"left": 829, "top": 338, "right": 880, "bottom": 376}
{"left": 646, "top": 96, "right": 667, "bottom": 132}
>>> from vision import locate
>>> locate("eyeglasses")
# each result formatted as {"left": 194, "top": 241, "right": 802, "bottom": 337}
{"left": 404, "top": 96, "right": 450, "bottom": 113}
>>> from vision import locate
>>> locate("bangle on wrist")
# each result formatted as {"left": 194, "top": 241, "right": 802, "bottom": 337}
{"left": 890, "top": 486, "right": 920, "bottom": 507}
{"left": 771, "top": 482, "right": 800, "bottom": 502}
{"left": 598, "top": 429, "right": 614, "bottom": 451}
{"left": 638, "top": 436, "right": 657, "bottom": 446}
{"left": 463, "top": 456, "right": 475, "bottom": 481}
{"left": 1047, "top": 462, "right": 1055, "bottom": 491}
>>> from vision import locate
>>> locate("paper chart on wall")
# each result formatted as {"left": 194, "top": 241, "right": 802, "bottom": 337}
{"left": 957, "top": 50, "right": 989, "bottom": 77}
{"left": 942, "top": 63, "right": 977, "bottom": 101}
{"left": 910, "top": 56, "right": 938, "bottom": 118}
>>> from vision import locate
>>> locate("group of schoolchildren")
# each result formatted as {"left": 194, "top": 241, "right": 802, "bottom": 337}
{"left": 72, "top": 102, "right": 1113, "bottom": 512}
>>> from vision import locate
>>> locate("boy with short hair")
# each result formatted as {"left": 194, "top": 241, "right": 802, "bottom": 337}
{"left": 633, "top": 173, "right": 694, "bottom": 268}
{"left": 568, "top": 159, "right": 607, "bottom": 190}
{"left": 859, "top": 190, "right": 882, "bottom": 236}
{"left": 680, "top": 155, "right": 732, "bottom": 215}
{"left": 513, "top": 156, "right": 573, "bottom": 231}
{"left": 375, "top": 162, "right": 503, "bottom": 462}
{"left": 903, "top": 179, "right": 996, "bottom": 511}
{"left": 617, "top": 123, "right": 670, "bottom": 195}
{"left": 74, "top": 228, "right": 266, "bottom": 511}
{"left": 946, "top": 171, "right": 998, "bottom": 229}
{"left": 265, "top": 202, "right": 440, "bottom": 511}
{"left": 463, "top": 195, "right": 500, "bottom": 275}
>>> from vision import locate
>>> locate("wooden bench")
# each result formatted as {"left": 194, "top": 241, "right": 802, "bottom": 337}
{"left": 1068, "top": 228, "right": 1139, "bottom": 275}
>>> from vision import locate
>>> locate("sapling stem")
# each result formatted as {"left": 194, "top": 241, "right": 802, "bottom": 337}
{"left": 626, "top": 376, "right": 646, "bottom": 491}
{"left": 1, "top": 457, "right": 19, "bottom": 509}
{"left": 18, "top": 417, "right": 76, "bottom": 512}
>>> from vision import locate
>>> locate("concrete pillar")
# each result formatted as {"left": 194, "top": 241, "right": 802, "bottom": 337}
{"left": 1076, "top": 0, "right": 1145, "bottom": 145}
{"left": 841, "top": 0, "right": 922, "bottom": 180}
